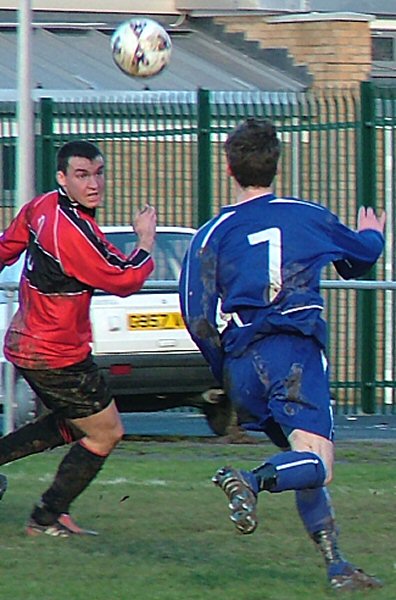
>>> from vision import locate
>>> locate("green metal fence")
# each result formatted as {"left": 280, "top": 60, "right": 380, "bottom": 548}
{"left": 0, "top": 82, "right": 395, "bottom": 415}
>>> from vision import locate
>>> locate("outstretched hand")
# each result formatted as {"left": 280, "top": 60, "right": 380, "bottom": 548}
{"left": 357, "top": 206, "right": 386, "bottom": 234}
{"left": 133, "top": 205, "right": 157, "bottom": 253}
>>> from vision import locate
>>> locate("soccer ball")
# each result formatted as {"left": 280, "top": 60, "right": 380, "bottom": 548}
{"left": 111, "top": 18, "right": 172, "bottom": 78}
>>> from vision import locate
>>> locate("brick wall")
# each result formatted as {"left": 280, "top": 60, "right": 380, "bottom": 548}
{"left": 215, "top": 13, "right": 374, "bottom": 89}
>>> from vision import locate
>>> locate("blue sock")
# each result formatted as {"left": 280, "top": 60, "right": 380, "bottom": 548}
{"left": 295, "top": 486, "right": 335, "bottom": 534}
{"left": 247, "top": 450, "right": 326, "bottom": 493}
{"left": 296, "top": 487, "right": 352, "bottom": 579}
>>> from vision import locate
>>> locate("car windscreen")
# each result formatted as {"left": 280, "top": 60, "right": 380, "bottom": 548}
{"left": 0, "top": 230, "right": 193, "bottom": 298}
{"left": 99, "top": 230, "right": 193, "bottom": 292}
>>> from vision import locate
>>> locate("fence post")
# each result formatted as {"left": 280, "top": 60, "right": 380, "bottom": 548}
{"left": 37, "top": 97, "right": 55, "bottom": 194}
{"left": 358, "top": 81, "right": 377, "bottom": 413}
{"left": 197, "top": 88, "right": 212, "bottom": 226}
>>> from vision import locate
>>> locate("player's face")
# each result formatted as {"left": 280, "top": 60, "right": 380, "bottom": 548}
{"left": 56, "top": 156, "right": 105, "bottom": 209}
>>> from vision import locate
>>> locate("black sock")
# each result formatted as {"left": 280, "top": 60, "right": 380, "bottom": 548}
{"left": 0, "top": 414, "right": 82, "bottom": 466}
{"left": 32, "top": 442, "right": 107, "bottom": 525}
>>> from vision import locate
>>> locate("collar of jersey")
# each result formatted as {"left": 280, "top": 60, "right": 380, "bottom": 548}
{"left": 58, "top": 187, "right": 96, "bottom": 217}
{"left": 226, "top": 192, "right": 276, "bottom": 208}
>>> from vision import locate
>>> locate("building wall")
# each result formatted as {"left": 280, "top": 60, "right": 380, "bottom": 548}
{"left": 215, "top": 12, "right": 374, "bottom": 88}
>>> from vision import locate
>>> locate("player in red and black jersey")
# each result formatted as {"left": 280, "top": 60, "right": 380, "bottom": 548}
{"left": 0, "top": 140, "right": 156, "bottom": 537}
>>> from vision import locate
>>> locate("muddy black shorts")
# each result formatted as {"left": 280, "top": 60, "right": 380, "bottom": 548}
{"left": 16, "top": 353, "right": 113, "bottom": 420}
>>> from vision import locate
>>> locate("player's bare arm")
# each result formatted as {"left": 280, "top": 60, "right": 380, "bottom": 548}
{"left": 357, "top": 206, "right": 386, "bottom": 233}
{"left": 133, "top": 204, "right": 157, "bottom": 253}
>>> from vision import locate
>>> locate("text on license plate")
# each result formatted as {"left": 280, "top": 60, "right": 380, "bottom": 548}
{"left": 128, "top": 312, "right": 185, "bottom": 330}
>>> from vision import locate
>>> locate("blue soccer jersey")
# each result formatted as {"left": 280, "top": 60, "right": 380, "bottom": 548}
{"left": 179, "top": 193, "right": 384, "bottom": 385}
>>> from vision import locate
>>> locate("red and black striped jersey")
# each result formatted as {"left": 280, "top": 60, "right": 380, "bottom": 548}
{"left": 0, "top": 190, "right": 154, "bottom": 369}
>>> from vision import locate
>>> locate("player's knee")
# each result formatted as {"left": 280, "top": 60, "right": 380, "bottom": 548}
{"left": 309, "top": 453, "right": 328, "bottom": 488}
{"left": 316, "top": 451, "right": 333, "bottom": 485}
{"left": 307, "top": 452, "right": 332, "bottom": 486}
{"left": 289, "top": 428, "right": 334, "bottom": 482}
{"left": 102, "top": 420, "right": 124, "bottom": 449}
{"left": 323, "top": 464, "right": 333, "bottom": 485}
{"left": 112, "top": 420, "right": 124, "bottom": 445}
{"left": 83, "top": 419, "right": 124, "bottom": 453}
{"left": 86, "top": 424, "right": 123, "bottom": 455}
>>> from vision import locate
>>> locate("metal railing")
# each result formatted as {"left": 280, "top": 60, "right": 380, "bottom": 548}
{"left": 0, "top": 81, "right": 395, "bottom": 426}
{"left": 1, "top": 278, "right": 396, "bottom": 434}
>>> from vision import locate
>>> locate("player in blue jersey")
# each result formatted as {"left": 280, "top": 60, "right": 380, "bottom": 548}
{"left": 179, "top": 118, "right": 385, "bottom": 592}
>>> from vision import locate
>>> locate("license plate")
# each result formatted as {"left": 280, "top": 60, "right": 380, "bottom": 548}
{"left": 128, "top": 312, "right": 185, "bottom": 330}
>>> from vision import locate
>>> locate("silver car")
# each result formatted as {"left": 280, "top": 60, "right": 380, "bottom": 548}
{"left": 91, "top": 226, "right": 217, "bottom": 410}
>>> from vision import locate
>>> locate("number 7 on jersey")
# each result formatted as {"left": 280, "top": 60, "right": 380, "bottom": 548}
{"left": 248, "top": 227, "right": 282, "bottom": 303}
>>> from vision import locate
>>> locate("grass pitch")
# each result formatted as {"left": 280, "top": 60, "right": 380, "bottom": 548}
{"left": 0, "top": 437, "right": 395, "bottom": 600}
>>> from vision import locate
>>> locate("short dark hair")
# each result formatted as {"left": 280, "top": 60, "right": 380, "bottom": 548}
{"left": 224, "top": 118, "right": 280, "bottom": 188}
{"left": 57, "top": 140, "right": 103, "bottom": 173}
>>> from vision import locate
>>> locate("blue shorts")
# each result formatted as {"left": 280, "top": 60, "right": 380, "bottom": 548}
{"left": 223, "top": 334, "right": 334, "bottom": 442}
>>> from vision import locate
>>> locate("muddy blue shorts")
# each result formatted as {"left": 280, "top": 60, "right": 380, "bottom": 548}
{"left": 16, "top": 353, "right": 113, "bottom": 420}
{"left": 223, "top": 333, "right": 334, "bottom": 442}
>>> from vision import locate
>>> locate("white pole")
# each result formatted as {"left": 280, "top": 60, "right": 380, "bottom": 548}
{"left": 3, "top": 291, "right": 16, "bottom": 434}
{"left": 384, "top": 128, "right": 394, "bottom": 407}
{"left": 16, "top": 0, "right": 34, "bottom": 213}
{"left": 4, "top": 0, "right": 34, "bottom": 432}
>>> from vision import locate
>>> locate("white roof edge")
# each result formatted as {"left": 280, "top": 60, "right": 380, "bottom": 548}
{"left": 269, "top": 11, "right": 376, "bottom": 23}
{"left": 185, "top": 10, "right": 296, "bottom": 17}
{"left": 371, "top": 18, "right": 396, "bottom": 30}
